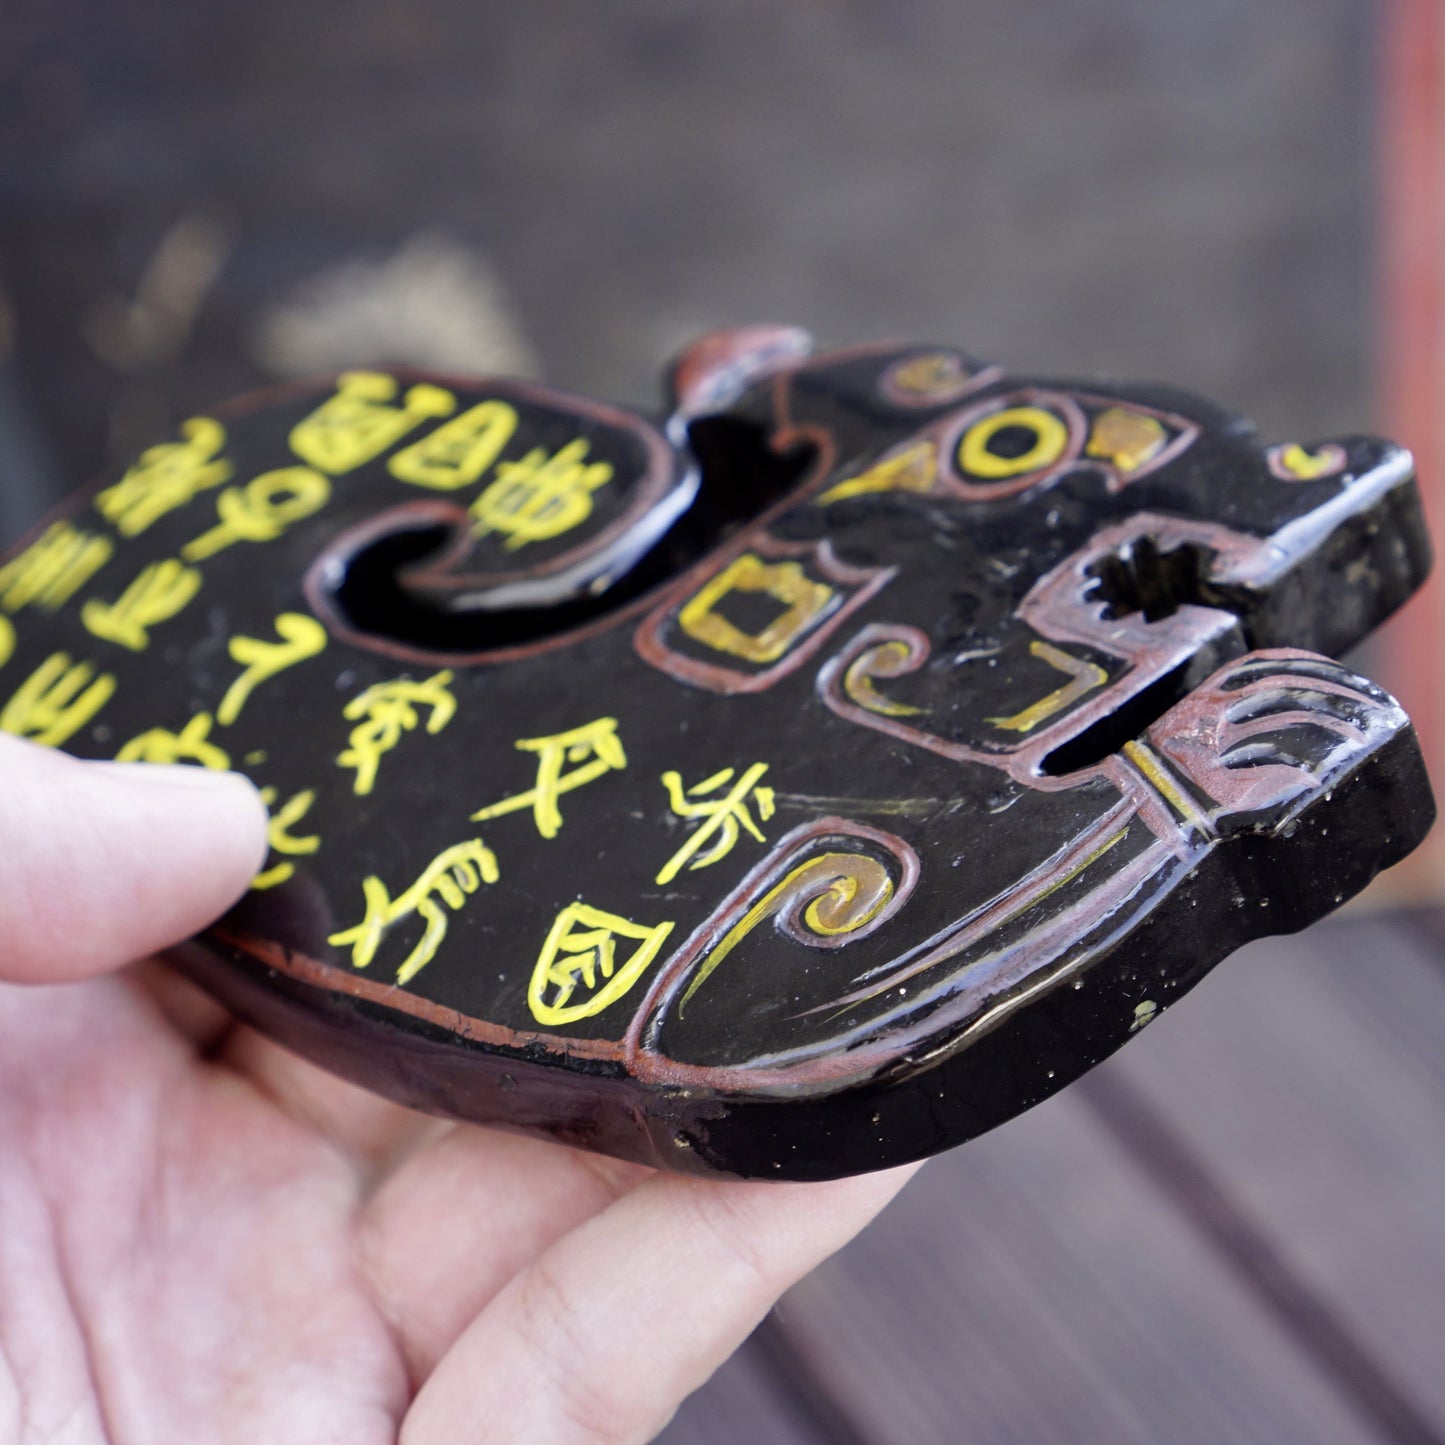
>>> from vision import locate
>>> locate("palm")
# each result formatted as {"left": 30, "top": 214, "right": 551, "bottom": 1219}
{"left": 2, "top": 958, "right": 910, "bottom": 1444}
{"left": 6, "top": 960, "right": 410, "bottom": 1439}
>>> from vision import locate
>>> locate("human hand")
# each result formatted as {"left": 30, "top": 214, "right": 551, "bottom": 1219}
{"left": 0, "top": 735, "right": 917, "bottom": 1443}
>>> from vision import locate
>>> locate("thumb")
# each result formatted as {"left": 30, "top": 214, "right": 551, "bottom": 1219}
{"left": 0, "top": 735, "right": 269, "bottom": 983}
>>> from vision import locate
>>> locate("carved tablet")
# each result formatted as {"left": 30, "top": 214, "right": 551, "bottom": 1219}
{"left": 0, "top": 327, "right": 1432, "bottom": 1179}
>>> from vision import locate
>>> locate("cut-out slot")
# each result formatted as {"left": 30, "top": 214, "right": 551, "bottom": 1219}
{"left": 1041, "top": 533, "right": 1260, "bottom": 776}
{"left": 1040, "top": 663, "right": 1194, "bottom": 777}
{"left": 1083, "top": 537, "right": 1253, "bottom": 622}
{"left": 326, "top": 416, "right": 817, "bottom": 655}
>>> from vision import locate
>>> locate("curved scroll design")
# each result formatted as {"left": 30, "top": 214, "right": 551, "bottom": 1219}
{"left": 678, "top": 849, "right": 899, "bottom": 1014}
{"left": 1136, "top": 649, "right": 1417, "bottom": 838}
{"left": 835, "top": 624, "right": 932, "bottom": 719}
{"left": 817, "top": 624, "right": 948, "bottom": 754}
{"left": 627, "top": 818, "right": 920, "bottom": 1066}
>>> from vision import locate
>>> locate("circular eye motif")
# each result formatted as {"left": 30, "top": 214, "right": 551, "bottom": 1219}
{"left": 958, "top": 405, "right": 1069, "bottom": 479}
{"left": 940, "top": 392, "right": 1086, "bottom": 498}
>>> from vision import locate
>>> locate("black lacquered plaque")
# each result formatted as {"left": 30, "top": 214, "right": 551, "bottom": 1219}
{"left": 0, "top": 326, "right": 1432, "bottom": 1179}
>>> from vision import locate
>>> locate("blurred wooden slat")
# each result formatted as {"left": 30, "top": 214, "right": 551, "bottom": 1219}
{"left": 1095, "top": 920, "right": 1445, "bottom": 1437}
{"left": 762, "top": 1083, "right": 1384, "bottom": 1445}
{"left": 668, "top": 916, "right": 1445, "bottom": 1443}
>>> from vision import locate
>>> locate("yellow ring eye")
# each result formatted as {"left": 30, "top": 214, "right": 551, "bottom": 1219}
{"left": 958, "top": 405, "right": 1068, "bottom": 479}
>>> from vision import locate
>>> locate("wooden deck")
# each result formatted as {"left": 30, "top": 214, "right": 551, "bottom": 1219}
{"left": 665, "top": 914, "right": 1445, "bottom": 1444}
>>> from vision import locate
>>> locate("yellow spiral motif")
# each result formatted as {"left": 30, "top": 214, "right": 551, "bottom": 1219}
{"left": 680, "top": 851, "right": 896, "bottom": 1013}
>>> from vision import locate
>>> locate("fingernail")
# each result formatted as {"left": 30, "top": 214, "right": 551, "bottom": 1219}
{"left": 89, "top": 761, "right": 260, "bottom": 795}
{"left": 88, "top": 762, "right": 270, "bottom": 876}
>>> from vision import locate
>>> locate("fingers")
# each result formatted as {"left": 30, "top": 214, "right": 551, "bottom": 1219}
{"left": 361, "top": 1128, "right": 651, "bottom": 1386}
{"left": 400, "top": 1161, "right": 921, "bottom": 1445}
{"left": 0, "top": 735, "right": 268, "bottom": 983}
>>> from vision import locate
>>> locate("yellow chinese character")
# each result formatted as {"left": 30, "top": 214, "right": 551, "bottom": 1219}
{"left": 388, "top": 399, "right": 519, "bottom": 490}
{"left": 337, "top": 670, "right": 456, "bottom": 796}
{"left": 251, "top": 787, "right": 321, "bottom": 891}
{"left": 80, "top": 558, "right": 202, "bottom": 652}
{"left": 470, "top": 437, "right": 613, "bottom": 549}
{"left": 528, "top": 902, "right": 674, "bottom": 1028}
{"left": 655, "top": 762, "right": 775, "bottom": 885}
{"left": 0, "top": 616, "right": 13, "bottom": 669}
{"left": 94, "top": 417, "right": 232, "bottom": 536}
{"left": 471, "top": 717, "right": 626, "bottom": 840}
{"left": 116, "top": 712, "right": 229, "bottom": 769}
{"left": 215, "top": 613, "right": 328, "bottom": 726}
{"left": 327, "top": 838, "right": 499, "bottom": 986}
{"left": 181, "top": 468, "right": 332, "bottom": 564}
{"left": 290, "top": 371, "right": 455, "bottom": 475}
{"left": 0, "top": 522, "right": 114, "bottom": 614}
{"left": 0, "top": 653, "right": 116, "bottom": 747}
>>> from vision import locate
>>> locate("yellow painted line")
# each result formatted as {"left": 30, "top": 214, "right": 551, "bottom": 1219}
{"left": 1123, "top": 740, "right": 1208, "bottom": 831}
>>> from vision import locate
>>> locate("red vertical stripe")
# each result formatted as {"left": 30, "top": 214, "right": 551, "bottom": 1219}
{"left": 1379, "top": 0, "right": 1445, "bottom": 892}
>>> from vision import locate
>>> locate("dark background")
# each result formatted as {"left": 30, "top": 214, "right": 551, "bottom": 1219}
{"left": 0, "top": 0, "right": 1371, "bottom": 518}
